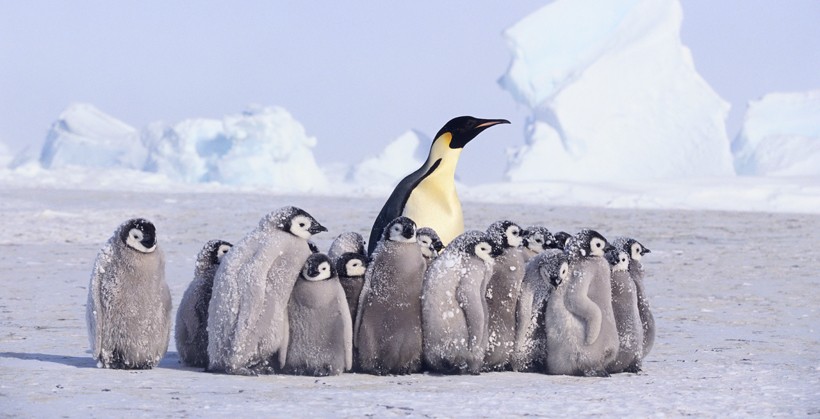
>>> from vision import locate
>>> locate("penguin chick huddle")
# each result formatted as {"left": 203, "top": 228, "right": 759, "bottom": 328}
{"left": 87, "top": 211, "right": 653, "bottom": 378}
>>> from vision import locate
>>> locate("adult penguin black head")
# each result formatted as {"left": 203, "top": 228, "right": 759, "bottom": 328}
{"left": 366, "top": 116, "right": 510, "bottom": 255}
{"left": 434, "top": 116, "right": 511, "bottom": 149}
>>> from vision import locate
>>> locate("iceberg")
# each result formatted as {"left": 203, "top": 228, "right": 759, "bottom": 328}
{"left": 732, "top": 90, "right": 820, "bottom": 177}
{"left": 142, "top": 106, "right": 328, "bottom": 191}
{"left": 346, "top": 130, "right": 426, "bottom": 188}
{"left": 500, "top": 0, "right": 735, "bottom": 182}
{"left": 34, "top": 104, "right": 328, "bottom": 192}
{"left": 39, "top": 103, "right": 145, "bottom": 170}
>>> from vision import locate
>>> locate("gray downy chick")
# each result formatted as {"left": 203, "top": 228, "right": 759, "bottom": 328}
{"left": 87, "top": 218, "right": 171, "bottom": 369}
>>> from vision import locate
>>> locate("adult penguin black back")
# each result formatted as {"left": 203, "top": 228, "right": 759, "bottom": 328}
{"left": 367, "top": 116, "right": 510, "bottom": 254}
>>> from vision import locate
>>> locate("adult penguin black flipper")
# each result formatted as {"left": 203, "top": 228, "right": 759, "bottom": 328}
{"left": 367, "top": 116, "right": 510, "bottom": 255}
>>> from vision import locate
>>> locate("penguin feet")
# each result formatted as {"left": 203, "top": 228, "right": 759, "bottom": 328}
{"left": 583, "top": 369, "right": 611, "bottom": 378}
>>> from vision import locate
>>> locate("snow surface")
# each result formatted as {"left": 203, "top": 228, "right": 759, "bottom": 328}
{"left": 732, "top": 90, "right": 820, "bottom": 176}
{"left": 0, "top": 188, "right": 817, "bottom": 416}
{"left": 499, "top": 0, "right": 735, "bottom": 182}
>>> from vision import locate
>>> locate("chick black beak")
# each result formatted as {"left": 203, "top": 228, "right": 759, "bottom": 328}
{"left": 403, "top": 224, "right": 415, "bottom": 240}
{"left": 308, "top": 223, "right": 328, "bottom": 235}
{"left": 643, "top": 247, "right": 652, "bottom": 254}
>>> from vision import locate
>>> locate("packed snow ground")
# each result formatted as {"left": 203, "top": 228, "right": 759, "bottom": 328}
{"left": 1, "top": 187, "right": 817, "bottom": 416}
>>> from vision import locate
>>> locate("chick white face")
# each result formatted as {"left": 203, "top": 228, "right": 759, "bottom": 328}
{"left": 303, "top": 260, "right": 333, "bottom": 282}
{"left": 559, "top": 262, "right": 569, "bottom": 283}
{"left": 417, "top": 234, "right": 434, "bottom": 257}
{"left": 474, "top": 241, "right": 495, "bottom": 263}
{"left": 125, "top": 227, "right": 156, "bottom": 253}
{"left": 388, "top": 221, "right": 416, "bottom": 243}
{"left": 526, "top": 233, "right": 544, "bottom": 252}
{"left": 613, "top": 251, "right": 630, "bottom": 272}
{"left": 631, "top": 242, "right": 644, "bottom": 261}
{"left": 289, "top": 215, "right": 317, "bottom": 240}
{"left": 505, "top": 224, "right": 523, "bottom": 248}
{"left": 216, "top": 244, "right": 231, "bottom": 262}
{"left": 589, "top": 236, "right": 607, "bottom": 257}
{"left": 344, "top": 258, "right": 366, "bottom": 277}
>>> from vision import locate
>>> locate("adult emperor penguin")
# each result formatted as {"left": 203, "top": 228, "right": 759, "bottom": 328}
{"left": 605, "top": 249, "right": 644, "bottom": 373}
{"left": 175, "top": 239, "right": 232, "bottom": 368}
{"left": 422, "top": 230, "right": 503, "bottom": 375}
{"left": 483, "top": 220, "right": 527, "bottom": 371}
{"left": 545, "top": 229, "right": 618, "bottom": 376}
{"left": 367, "top": 116, "right": 510, "bottom": 254}
{"left": 336, "top": 252, "right": 368, "bottom": 322}
{"left": 207, "top": 206, "right": 327, "bottom": 375}
{"left": 283, "top": 253, "right": 353, "bottom": 376}
{"left": 86, "top": 218, "right": 172, "bottom": 369}
{"left": 511, "top": 249, "right": 568, "bottom": 373}
{"left": 613, "top": 237, "right": 654, "bottom": 358}
{"left": 355, "top": 216, "right": 427, "bottom": 375}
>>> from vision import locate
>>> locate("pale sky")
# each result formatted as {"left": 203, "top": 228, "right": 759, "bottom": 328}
{"left": 1, "top": 1, "right": 818, "bottom": 183}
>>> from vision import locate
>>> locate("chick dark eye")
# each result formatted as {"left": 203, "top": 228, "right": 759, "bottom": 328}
{"left": 596, "top": 242, "right": 602, "bottom": 248}
{"left": 535, "top": 239, "right": 542, "bottom": 243}
{"left": 299, "top": 223, "right": 306, "bottom": 227}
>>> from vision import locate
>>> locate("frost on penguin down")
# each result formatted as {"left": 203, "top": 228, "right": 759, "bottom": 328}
{"left": 346, "top": 130, "right": 425, "bottom": 188}
{"left": 499, "top": 0, "right": 734, "bottom": 181}
{"left": 39, "top": 103, "right": 145, "bottom": 170}
{"left": 143, "top": 106, "right": 328, "bottom": 191}
{"left": 731, "top": 90, "right": 820, "bottom": 177}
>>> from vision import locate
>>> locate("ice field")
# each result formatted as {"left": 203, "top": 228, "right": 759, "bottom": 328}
{"left": 1, "top": 187, "right": 817, "bottom": 416}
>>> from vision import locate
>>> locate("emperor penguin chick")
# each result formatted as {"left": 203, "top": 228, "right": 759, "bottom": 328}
{"left": 422, "top": 230, "right": 503, "bottom": 375}
{"left": 613, "top": 237, "right": 654, "bottom": 358}
{"left": 283, "top": 253, "right": 353, "bottom": 376}
{"left": 327, "top": 232, "right": 367, "bottom": 265}
{"left": 483, "top": 220, "right": 528, "bottom": 371}
{"left": 545, "top": 229, "right": 618, "bottom": 377}
{"left": 355, "top": 216, "right": 427, "bottom": 375}
{"left": 605, "top": 249, "right": 644, "bottom": 373}
{"left": 553, "top": 231, "right": 572, "bottom": 251}
{"left": 522, "top": 226, "right": 558, "bottom": 261}
{"left": 86, "top": 218, "right": 171, "bottom": 369}
{"left": 175, "top": 239, "right": 232, "bottom": 368}
{"left": 207, "top": 206, "right": 327, "bottom": 375}
{"left": 511, "top": 249, "right": 568, "bottom": 373}
{"left": 416, "top": 227, "right": 444, "bottom": 266}
{"left": 336, "top": 252, "right": 368, "bottom": 322}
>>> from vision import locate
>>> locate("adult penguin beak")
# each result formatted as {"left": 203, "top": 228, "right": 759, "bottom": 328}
{"left": 475, "top": 118, "right": 510, "bottom": 130}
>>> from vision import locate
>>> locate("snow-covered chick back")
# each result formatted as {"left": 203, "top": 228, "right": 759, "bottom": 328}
{"left": 206, "top": 206, "right": 326, "bottom": 375}
{"left": 422, "top": 230, "right": 503, "bottom": 375}
{"left": 483, "top": 220, "right": 528, "bottom": 371}
{"left": 355, "top": 216, "right": 427, "bottom": 375}
{"left": 327, "top": 232, "right": 367, "bottom": 266}
{"left": 546, "top": 229, "right": 619, "bottom": 376}
{"left": 86, "top": 218, "right": 171, "bottom": 369}
{"left": 612, "top": 236, "right": 654, "bottom": 358}
{"left": 605, "top": 249, "right": 644, "bottom": 373}
{"left": 175, "top": 239, "right": 232, "bottom": 368}
{"left": 283, "top": 253, "right": 352, "bottom": 376}
{"left": 512, "top": 249, "right": 568, "bottom": 372}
